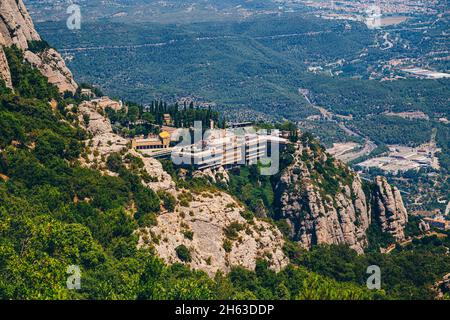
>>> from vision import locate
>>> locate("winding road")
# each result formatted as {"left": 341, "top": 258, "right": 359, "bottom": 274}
{"left": 300, "top": 89, "right": 377, "bottom": 162}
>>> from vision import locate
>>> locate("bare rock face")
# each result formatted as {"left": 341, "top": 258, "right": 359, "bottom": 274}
{"left": 138, "top": 191, "right": 288, "bottom": 277}
{"left": 24, "top": 49, "right": 78, "bottom": 94}
{"left": 192, "top": 166, "right": 230, "bottom": 185}
{"left": 0, "top": 46, "right": 12, "bottom": 88}
{"left": 276, "top": 142, "right": 370, "bottom": 254}
{"left": 78, "top": 101, "right": 128, "bottom": 157}
{"left": 275, "top": 139, "right": 409, "bottom": 253}
{"left": 77, "top": 101, "right": 288, "bottom": 276}
{"left": 0, "top": 0, "right": 77, "bottom": 93}
{"left": 131, "top": 149, "right": 176, "bottom": 192}
{"left": 0, "top": 0, "right": 41, "bottom": 50}
{"left": 372, "top": 176, "right": 408, "bottom": 241}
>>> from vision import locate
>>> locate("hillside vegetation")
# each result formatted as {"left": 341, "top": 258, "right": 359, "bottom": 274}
{"left": 0, "top": 46, "right": 385, "bottom": 300}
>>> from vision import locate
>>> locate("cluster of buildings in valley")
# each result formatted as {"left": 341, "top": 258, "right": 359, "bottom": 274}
{"left": 328, "top": 142, "right": 362, "bottom": 159}
{"left": 299, "top": 0, "right": 442, "bottom": 17}
{"left": 400, "top": 68, "right": 450, "bottom": 80}
{"left": 357, "top": 143, "right": 440, "bottom": 173}
{"left": 413, "top": 203, "right": 450, "bottom": 231}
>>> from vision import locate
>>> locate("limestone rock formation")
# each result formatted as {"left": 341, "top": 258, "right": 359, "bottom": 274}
{"left": 78, "top": 101, "right": 129, "bottom": 156}
{"left": 0, "top": 0, "right": 40, "bottom": 50}
{"left": 275, "top": 139, "right": 409, "bottom": 253}
{"left": 0, "top": 0, "right": 77, "bottom": 93}
{"left": 275, "top": 141, "right": 370, "bottom": 254}
{"left": 24, "top": 49, "right": 78, "bottom": 94}
{"left": 77, "top": 100, "right": 176, "bottom": 191}
{"left": 138, "top": 191, "right": 289, "bottom": 277}
{"left": 192, "top": 166, "right": 230, "bottom": 185}
{"left": 372, "top": 176, "right": 409, "bottom": 241}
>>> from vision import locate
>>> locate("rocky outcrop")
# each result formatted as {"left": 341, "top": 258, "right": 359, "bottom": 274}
{"left": 372, "top": 176, "right": 408, "bottom": 241}
{"left": 275, "top": 141, "right": 370, "bottom": 254}
{"left": 0, "top": 46, "right": 12, "bottom": 88}
{"left": 77, "top": 100, "right": 176, "bottom": 191}
{"left": 0, "top": 0, "right": 77, "bottom": 93}
{"left": 193, "top": 166, "right": 230, "bottom": 185}
{"left": 24, "top": 49, "right": 78, "bottom": 94}
{"left": 78, "top": 101, "right": 129, "bottom": 156}
{"left": 78, "top": 100, "right": 288, "bottom": 275}
{"left": 138, "top": 191, "right": 288, "bottom": 277}
{"left": 0, "top": 0, "right": 40, "bottom": 50}
{"left": 275, "top": 139, "right": 409, "bottom": 253}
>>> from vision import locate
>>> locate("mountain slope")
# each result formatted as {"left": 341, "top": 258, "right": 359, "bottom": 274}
{"left": 76, "top": 98, "right": 289, "bottom": 276}
{"left": 0, "top": 32, "right": 384, "bottom": 301}
{"left": 2, "top": 0, "right": 448, "bottom": 301}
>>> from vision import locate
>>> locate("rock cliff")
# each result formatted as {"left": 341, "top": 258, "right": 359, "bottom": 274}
{"left": 0, "top": 0, "right": 40, "bottom": 50}
{"left": 275, "top": 138, "right": 370, "bottom": 253}
{"left": 275, "top": 135, "right": 409, "bottom": 253}
{"left": 372, "top": 176, "right": 408, "bottom": 241}
{"left": 0, "top": 0, "right": 77, "bottom": 93}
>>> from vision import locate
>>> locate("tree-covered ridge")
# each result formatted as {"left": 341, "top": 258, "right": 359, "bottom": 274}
{"left": 285, "top": 238, "right": 450, "bottom": 300}
{"left": 0, "top": 45, "right": 385, "bottom": 300}
{"left": 307, "top": 77, "right": 450, "bottom": 119}
{"left": 37, "top": 18, "right": 450, "bottom": 120}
